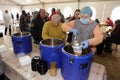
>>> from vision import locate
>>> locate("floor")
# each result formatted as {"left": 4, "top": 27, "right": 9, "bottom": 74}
{"left": 94, "top": 46, "right": 120, "bottom": 80}
{"left": 0, "top": 24, "right": 120, "bottom": 80}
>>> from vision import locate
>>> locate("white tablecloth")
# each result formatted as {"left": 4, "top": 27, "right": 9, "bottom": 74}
{"left": 0, "top": 36, "right": 107, "bottom": 80}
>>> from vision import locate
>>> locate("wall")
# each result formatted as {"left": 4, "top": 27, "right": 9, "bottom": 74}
{"left": 0, "top": 0, "right": 21, "bottom": 13}
{"left": 0, "top": 0, "right": 21, "bottom": 22}
{"left": 80, "top": 1, "right": 120, "bottom": 22}
{"left": 22, "top": 5, "right": 44, "bottom": 14}
{"left": 43, "top": 1, "right": 120, "bottom": 22}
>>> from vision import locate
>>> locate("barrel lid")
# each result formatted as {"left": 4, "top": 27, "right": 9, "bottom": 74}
{"left": 12, "top": 32, "right": 31, "bottom": 36}
{"left": 63, "top": 45, "right": 92, "bottom": 56}
{"left": 41, "top": 38, "right": 64, "bottom": 46}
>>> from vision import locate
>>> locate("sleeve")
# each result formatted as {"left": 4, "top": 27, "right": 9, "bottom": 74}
{"left": 42, "top": 22, "right": 52, "bottom": 39}
{"left": 89, "top": 24, "right": 103, "bottom": 46}
{"left": 61, "top": 20, "right": 75, "bottom": 32}
{"left": 60, "top": 31, "right": 66, "bottom": 40}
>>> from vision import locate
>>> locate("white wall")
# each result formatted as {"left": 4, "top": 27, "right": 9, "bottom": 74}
{"left": 44, "top": 1, "right": 120, "bottom": 22}
{"left": 0, "top": 5, "right": 21, "bottom": 13}
{"left": 22, "top": 5, "right": 43, "bottom": 14}
{"left": 44, "top": 2, "right": 78, "bottom": 15}
{"left": 0, "top": 5, "right": 21, "bottom": 23}
{"left": 80, "top": 1, "right": 120, "bottom": 22}
{"left": 0, "top": 0, "right": 21, "bottom": 13}
{"left": 0, "top": 0, "right": 21, "bottom": 23}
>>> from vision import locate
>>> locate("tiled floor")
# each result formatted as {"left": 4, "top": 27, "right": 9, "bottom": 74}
{"left": 0, "top": 22, "right": 20, "bottom": 36}
{"left": 94, "top": 43, "right": 120, "bottom": 80}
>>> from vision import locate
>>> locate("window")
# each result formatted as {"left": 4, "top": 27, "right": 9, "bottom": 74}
{"left": 111, "top": 6, "right": 120, "bottom": 22}
{"left": 90, "top": 6, "right": 96, "bottom": 20}
{"left": 35, "top": 8, "right": 39, "bottom": 11}
{"left": 0, "top": 10, "right": 3, "bottom": 20}
{"left": 25, "top": 9, "right": 29, "bottom": 13}
{"left": 47, "top": 7, "right": 52, "bottom": 16}
{"left": 63, "top": 7, "right": 73, "bottom": 18}
{"left": 10, "top": 8, "right": 18, "bottom": 20}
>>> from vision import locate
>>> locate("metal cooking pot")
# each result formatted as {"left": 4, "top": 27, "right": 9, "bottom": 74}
{"left": 11, "top": 32, "right": 32, "bottom": 54}
{"left": 40, "top": 38, "right": 65, "bottom": 69}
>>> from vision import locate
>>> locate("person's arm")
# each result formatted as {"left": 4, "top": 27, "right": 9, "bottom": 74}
{"left": 61, "top": 20, "right": 75, "bottom": 32}
{"left": 60, "top": 31, "right": 66, "bottom": 40}
{"left": 89, "top": 24, "right": 103, "bottom": 46}
{"left": 42, "top": 22, "right": 52, "bottom": 39}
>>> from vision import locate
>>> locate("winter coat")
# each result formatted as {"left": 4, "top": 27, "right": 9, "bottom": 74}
{"left": 3, "top": 13, "right": 11, "bottom": 28}
{"left": 110, "top": 24, "right": 120, "bottom": 44}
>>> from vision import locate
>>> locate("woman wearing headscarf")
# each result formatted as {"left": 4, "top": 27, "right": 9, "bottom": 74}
{"left": 61, "top": 6, "right": 103, "bottom": 53}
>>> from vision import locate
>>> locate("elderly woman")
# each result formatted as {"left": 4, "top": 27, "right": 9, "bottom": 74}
{"left": 61, "top": 6, "right": 103, "bottom": 53}
{"left": 42, "top": 14, "right": 66, "bottom": 40}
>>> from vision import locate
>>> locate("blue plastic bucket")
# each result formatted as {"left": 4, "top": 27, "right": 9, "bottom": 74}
{"left": 11, "top": 32, "right": 32, "bottom": 54}
{"left": 61, "top": 46, "right": 93, "bottom": 80}
{"left": 40, "top": 38, "right": 65, "bottom": 69}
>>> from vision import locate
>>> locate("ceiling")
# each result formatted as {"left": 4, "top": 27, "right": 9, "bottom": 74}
{"left": 8, "top": 0, "right": 77, "bottom": 5}
{"left": 8, "top": 0, "right": 118, "bottom": 6}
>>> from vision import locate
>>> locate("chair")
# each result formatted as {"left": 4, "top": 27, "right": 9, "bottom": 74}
{"left": 112, "top": 43, "right": 120, "bottom": 55}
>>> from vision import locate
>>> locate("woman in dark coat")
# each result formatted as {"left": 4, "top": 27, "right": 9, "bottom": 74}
{"left": 30, "top": 9, "right": 48, "bottom": 44}
{"left": 110, "top": 20, "right": 120, "bottom": 44}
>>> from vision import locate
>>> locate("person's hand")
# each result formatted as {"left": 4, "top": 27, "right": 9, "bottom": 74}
{"left": 70, "top": 28, "right": 78, "bottom": 36}
{"left": 81, "top": 40, "right": 89, "bottom": 49}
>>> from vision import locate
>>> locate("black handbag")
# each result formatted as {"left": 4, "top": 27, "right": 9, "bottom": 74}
{"left": 31, "top": 56, "right": 48, "bottom": 75}
{"left": 0, "top": 32, "right": 3, "bottom": 37}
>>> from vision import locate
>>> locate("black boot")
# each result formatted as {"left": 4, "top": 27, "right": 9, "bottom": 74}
{"left": 9, "top": 28, "right": 11, "bottom": 35}
{"left": 4, "top": 27, "right": 7, "bottom": 35}
{"left": 0, "top": 74, "right": 5, "bottom": 80}
{"left": 9, "top": 25, "right": 11, "bottom": 35}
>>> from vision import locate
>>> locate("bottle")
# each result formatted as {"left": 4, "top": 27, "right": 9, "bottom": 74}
{"left": 50, "top": 62, "right": 57, "bottom": 77}
{"left": 72, "top": 35, "right": 82, "bottom": 56}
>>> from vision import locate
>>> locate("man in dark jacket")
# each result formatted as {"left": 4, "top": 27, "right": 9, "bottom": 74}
{"left": 19, "top": 10, "right": 30, "bottom": 32}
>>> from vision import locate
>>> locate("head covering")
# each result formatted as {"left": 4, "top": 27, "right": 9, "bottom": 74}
{"left": 80, "top": 6, "right": 92, "bottom": 17}
{"left": 52, "top": 8, "right": 56, "bottom": 12}
{"left": 33, "top": 11, "right": 38, "bottom": 18}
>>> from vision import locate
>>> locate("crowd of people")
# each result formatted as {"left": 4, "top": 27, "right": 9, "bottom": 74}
{"left": 96, "top": 17, "right": 120, "bottom": 54}
{"left": 2, "top": 7, "right": 120, "bottom": 54}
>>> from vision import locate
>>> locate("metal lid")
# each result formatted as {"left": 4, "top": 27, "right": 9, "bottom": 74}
{"left": 13, "top": 32, "right": 30, "bottom": 36}
{"left": 41, "top": 38, "right": 64, "bottom": 46}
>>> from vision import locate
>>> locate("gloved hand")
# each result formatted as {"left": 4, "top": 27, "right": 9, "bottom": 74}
{"left": 81, "top": 40, "right": 89, "bottom": 49}
{"left": 70, "top": 28, "right": 78, "bottom": 36}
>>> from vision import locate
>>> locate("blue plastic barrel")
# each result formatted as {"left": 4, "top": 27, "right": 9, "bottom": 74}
{"left": 11, "top": 32, "right": 32, "bottom": 54}
{"left": 40, "top": 38, "right": 65, "bottom": 69}
{"left": 61, "top": 46, "right": 93, "bottom": 80}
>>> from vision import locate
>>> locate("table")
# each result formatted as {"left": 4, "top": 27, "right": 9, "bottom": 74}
{"left": 0, "top": 36, "right": 107, "bottom": 80}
